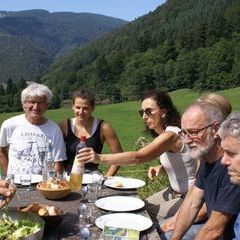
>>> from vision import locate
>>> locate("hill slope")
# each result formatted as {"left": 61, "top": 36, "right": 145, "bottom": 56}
{"left": 42, "top": 0, "right": 240, "bottom": 101}
{"left": 0, "top": 9, "right": 127, "bottom": 82}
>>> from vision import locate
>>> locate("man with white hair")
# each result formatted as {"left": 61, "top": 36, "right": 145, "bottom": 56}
{"left": 219, "top": 111, "right": 240, "bottom": 239}
{"left": 161, "top": 102, "right": 240, "bottom": 240}
{"left": 0, "top": 82, "right": 66, "bottom": 177}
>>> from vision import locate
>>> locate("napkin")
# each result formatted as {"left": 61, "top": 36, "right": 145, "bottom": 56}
{"left": 100, "top": 225, "right": 140, "bottom": 240}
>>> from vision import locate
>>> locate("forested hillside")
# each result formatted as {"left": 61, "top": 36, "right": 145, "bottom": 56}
{"left": 0, "top": 10, "right": 127, "bottom": 82}
{"left": 43, "top": 0, "right": 240, "bottom": 102}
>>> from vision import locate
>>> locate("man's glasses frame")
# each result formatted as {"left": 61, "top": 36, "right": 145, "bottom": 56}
{"left": 25, "top": 100, "right": 47, "bottom": 106}
{"left": 179, "top": 122, "right": 215, "bottom": 139}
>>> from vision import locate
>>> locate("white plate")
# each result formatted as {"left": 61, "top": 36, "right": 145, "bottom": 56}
{"left": 104, "top": 176, "right": 145, "bottom": 189}
{"left": 14, "top": 174, "right": 43, "bottom": 184}
{"left": 95, "top": 213, "right": 152, "bottom": 231}
{"left": 95, "top": 196, "right": 145, "bottom": 212}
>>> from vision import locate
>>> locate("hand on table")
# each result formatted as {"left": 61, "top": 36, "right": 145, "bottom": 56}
{"left": 0, "top": 180, "right": 16, "bottom": 209}
{"left": 148, "top": 165, "right": 162, "bottom": 180}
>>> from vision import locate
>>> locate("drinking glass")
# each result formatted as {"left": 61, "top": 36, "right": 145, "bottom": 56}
{"left": 92, "top": 170, "right": 104, "bottom": 185}
{"left": 6, "top": 174, "right": 18, "bottom": 199}
{"left": 79, "top": 227, "right": 90, "bottom": 240}
{"left": 87, "top": 183, "right": 98, "bottom": 203}
{"left": 78, "top": 203, "right": 91, "bottom": 239}
{"left": 6, "top": 174, "right": 15, "bottom": 186}
{"left": 79, "top": 185, "right": 88, "bottom": 202}
{"left": 20, "top": 174, "right": 31, "bottom": 187}
{"left": 87, "top": 170, "right": 103, "bottom": 203}
{"left": 78, "top": 203, "right": 92, "bottom": 228}
{"left": 0, "top": 174, "right": 17, "bottom": 209}
{"left": 20, "top": 166, "right": 33, "bottom": 191}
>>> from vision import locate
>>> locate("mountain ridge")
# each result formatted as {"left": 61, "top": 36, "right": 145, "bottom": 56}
{"left": 42, "top": 0, "right": 240, "bottom": 101}
{"left": 0, "top": 9, "right": 127, "bottom": 82}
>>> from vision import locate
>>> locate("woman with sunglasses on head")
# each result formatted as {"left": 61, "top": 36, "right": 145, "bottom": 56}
{"left": 59, "top": 88, "right": 123, "bottom": 176}
{"left": 77, "top": 89, "right": 197, "bottom": 223}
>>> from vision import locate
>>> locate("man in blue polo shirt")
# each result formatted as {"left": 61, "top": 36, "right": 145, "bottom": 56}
{"left": 162, "top": 102, "right": 240, "bottom": 240}
{"left": 219, "top": 111, "right": 240, "bottom": 240}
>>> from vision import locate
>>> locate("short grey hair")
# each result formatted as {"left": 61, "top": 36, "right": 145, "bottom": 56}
{"left": 218, "top": 112, "right": 240, "bottom": 140}
{"left": 184, "top": 102, "right": 224, "bottom": 124}
{"left": 21, "top": 82, "right": 53, "bottom": 104}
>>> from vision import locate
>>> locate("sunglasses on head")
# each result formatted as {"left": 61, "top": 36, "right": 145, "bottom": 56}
{"left": 138, "top": 108, "right": 155, "bottom": 117}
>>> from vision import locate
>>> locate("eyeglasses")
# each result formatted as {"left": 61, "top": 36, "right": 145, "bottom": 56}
{"left": 179, "top": 123, "right": 215, "bottom": 139}
{"left": 26, "top": 100, "right": 47, "bottom": 106}
{"left": 138, "top": 108, "right": 158, "bottom": 117}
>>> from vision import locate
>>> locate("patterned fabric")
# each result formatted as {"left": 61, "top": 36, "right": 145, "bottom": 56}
{"left": 0, "top": 114, "right": 66, "bottom": 175}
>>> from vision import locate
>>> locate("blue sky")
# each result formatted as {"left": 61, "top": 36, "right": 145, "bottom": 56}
{"left": 0, "top": 0, "right": 166, "bottom": 21}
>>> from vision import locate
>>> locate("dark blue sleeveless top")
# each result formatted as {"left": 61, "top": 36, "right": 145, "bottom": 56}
{"left": 64, "top": 119, "right": 104, "bottom": 172}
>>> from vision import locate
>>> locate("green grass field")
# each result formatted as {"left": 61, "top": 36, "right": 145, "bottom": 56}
{"left": 0, "top": 88, "right": 239, "bottom": 198}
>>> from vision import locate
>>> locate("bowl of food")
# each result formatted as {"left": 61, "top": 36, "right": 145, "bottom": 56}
{"left": 37, "top": 178, "right": 71, "bottom": 200}
{"left": 0, "top": 207, "right": 44, "bottom": 240}
{"left": 20, "top": 203, "right": 64, "bottom": 230}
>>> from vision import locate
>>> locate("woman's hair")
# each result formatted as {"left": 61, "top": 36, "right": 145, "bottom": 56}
{"left": 71, "top": 89, "right": 95, "bottom": 107}
{"left": 141, "top": 90, "right": 181, "bottom": 136}
{"left": 197, "top": 93, "right": 232, "bottom": 119}
{"left": 21, "top": 82, "right": 52, "bottom": 104}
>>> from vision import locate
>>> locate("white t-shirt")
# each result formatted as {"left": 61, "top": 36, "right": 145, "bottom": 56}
{"left": 0, "top": 114, "right": 67, "bottom": 175}
{"left": 160, "top": 126, "right": 197, "bottom": 195}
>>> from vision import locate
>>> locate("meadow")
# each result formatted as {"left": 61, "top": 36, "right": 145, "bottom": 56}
{"left": 0, "top": 88, "right": 239, "bottom": 198}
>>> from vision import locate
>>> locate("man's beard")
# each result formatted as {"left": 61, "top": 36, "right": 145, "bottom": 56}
{"left": 188, "top": 136, "right": 215, "bottom": 160}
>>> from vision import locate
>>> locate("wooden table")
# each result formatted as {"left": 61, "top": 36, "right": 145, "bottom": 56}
{"left": 9, "top": 185, "right": 160, "bottom": 240}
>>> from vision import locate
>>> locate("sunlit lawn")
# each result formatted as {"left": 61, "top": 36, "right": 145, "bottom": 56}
{"left": 0, "top": 88, "right": 239, "bottom": 198}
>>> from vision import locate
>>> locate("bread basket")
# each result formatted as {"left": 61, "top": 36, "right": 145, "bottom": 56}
{"left": 37, "top": 180, "right": 71, "bottom": 200}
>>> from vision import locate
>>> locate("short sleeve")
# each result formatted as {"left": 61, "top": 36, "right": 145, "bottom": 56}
{"left": 0, "top": 120, "right": 11, "bottom": 147}
{"left": 51, "top": 125, "right": 67, "bottom": 162}
{"left": 195, "top": 161, "right": 205, "bottom": 190}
